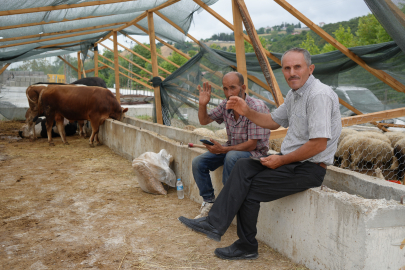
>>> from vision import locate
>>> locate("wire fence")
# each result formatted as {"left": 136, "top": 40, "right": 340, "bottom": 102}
{"left": 268, "top": 118, "right": 405, "bottom": 184}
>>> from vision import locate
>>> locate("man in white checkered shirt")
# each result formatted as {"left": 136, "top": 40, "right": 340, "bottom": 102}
{"left": 179, "top": 48, "right": 342, "bottom": 260}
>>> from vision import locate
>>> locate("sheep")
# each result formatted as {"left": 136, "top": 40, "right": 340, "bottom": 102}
{"left": 394, "top": 138, "right": 405, "bottom": 180}
{"left": 374, "top": 168, "right": 385, "bottom": 180}
{"left": 384, "top": 131, "right": 405, "bottom": 148}
{"left": 338, "top": 128, "right": 358, "bottom": 146}
{"left": 184, "top": 125, "right": 196, "bottom": 131}
{"left": 269, "top": 138, "right": 284, "bottom": 152}
{"left": 192, "top": 128, "right": 215, "bottom": 138}
{"left": 358, "top": 131, "right": 391, "bottom": 144}
{"left": 215, "top": 128, "right": 228, "bottom": 140}
{"left": 336, "top": 135, "right": 394, "bottom": 170}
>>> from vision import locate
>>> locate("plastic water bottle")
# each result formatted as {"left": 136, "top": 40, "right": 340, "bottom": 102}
{"left": 177, "top": 178, "right": 184, "bottom": 199}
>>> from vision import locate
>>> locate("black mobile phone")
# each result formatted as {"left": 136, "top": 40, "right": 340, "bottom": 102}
{"left": 200, "top": 139, "right": 214, "bottom": 146}
{"left": 250, "top": 156, "right": 267, "bottom": 161}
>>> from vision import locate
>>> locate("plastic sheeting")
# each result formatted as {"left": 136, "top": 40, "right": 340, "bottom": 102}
{"left": 0, "top": 0, "right": 219, "bottom": 64}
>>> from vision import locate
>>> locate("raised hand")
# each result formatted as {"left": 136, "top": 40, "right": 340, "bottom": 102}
{"left": 198, "top": 82, "right": 212, "bottom": 106}
{"left": 226, "top": 96, "right": 250, "bottom": 116}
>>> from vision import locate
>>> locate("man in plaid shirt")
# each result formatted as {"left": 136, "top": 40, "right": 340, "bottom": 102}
{"left": 192, "top": 71, "right": 270, "bottom": 219}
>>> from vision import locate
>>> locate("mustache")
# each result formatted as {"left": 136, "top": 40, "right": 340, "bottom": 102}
{"left": 288, "top": 76, "right": 300, "bottom": 81}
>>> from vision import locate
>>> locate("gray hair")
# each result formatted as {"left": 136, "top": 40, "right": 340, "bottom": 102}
{"left": 281, "top": 48, "right": 312, "bottom": 67}
{"left": 223, "top": 71, "right": 244, "bottom": 85}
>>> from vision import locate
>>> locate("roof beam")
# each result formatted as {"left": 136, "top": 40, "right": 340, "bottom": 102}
{"left": 0, "top": 28, "right": 114, "bottom": 49}
{"left": 107, "top": 37, "right": 172, "bottom": 74}
{"left": 37, "top": 39, "right": 84, "bottom": 49}
{"left": 193, "top": 0, "right": 281, "bottom": 65}
{"left": 57, "top": 55, "right": 78, "bottom": 72}
{"left": 148, "top": 0, "right": 181, "bottom": 13}
{"left": 0, "top": 15, "right": 107, "bottom": 31}
{"left": 0, "top": 0, "right": 135, "bottom": 16}
{"left": 154, "top": 11, "right": 200, "bottom": 44}
{"left": 98, "top": 42, "right": 153, "bottom": 75}
{"left": 0, "top": 22, "right": 125, "bottom": 43}
{"left": 99, "top": 55, "right": 154, "bottom": 89}
{"left": 114, "top": 12, "right": 147, "bottom": 32}
{"left": 274, "top": 0, "right": 405, "bottom": 93}
{"left": 0, "top": 63, "right": 11, "bottom": 76}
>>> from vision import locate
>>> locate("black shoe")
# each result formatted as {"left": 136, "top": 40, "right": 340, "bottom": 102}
{"left": 178, "top": 216, "right": 221, "bottom": 242}
{"left": 215, "top": 244, "right": 258, "bottom": 260}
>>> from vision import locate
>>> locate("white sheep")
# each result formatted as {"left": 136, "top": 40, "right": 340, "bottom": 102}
{"left": 384, "top": 131, "right": 405, "bottom": 148}
{"left": 269, "top": 138, "right": 284, "bottom": 152}
{"left": 358, "top": 131, "right": 391, "bottom": 144}
{"left": 338, "top": 128, "right": 358, "bottom": 146}
{"left": 215, "top": 128, "right": 228, "bottom": 140}
{"left": 336, "top": 135, "right": 394, "bottom": 170}
{"left": 192, "top": 128, "right": 215, "bottom": 138}
{"left": 394, "top": 137, "right": 405, "bottom": 180}
{"left": 184, "top": 125, "right": 196, "bottom": 131}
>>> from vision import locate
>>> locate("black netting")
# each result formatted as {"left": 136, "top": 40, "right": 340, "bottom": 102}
{"left": 153, "top": 41, "right": 405, "bottom": 129}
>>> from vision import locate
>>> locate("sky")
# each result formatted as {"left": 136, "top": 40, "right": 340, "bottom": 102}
{"left": 10, "top": 0, "right": 373, "bottom": 68}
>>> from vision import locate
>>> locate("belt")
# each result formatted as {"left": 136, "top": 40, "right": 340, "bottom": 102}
{"left": 315, "top": 162, "right": 327, "bottom": 169}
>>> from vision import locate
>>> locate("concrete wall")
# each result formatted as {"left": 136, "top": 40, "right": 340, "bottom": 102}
{"left": 99, "top": 118, "right": 405, "bottom": 270}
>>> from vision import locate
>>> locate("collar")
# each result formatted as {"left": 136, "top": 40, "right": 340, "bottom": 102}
{"left": 292, "top": 74, "right": 315, "bottom": 97}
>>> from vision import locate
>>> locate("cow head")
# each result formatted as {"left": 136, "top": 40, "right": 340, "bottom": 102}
{"left": 19, "top": 124, "right": 30, "bottom": 138}
{"left": 119, "top": 108, "right": 128, "bottom": 121}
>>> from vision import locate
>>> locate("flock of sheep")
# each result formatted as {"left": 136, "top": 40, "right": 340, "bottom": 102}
{"left": 268, "top": 128, "right": 405, "bottom": 180}
{"left": 185, "top": 125, "right": 405, "bottom": 180}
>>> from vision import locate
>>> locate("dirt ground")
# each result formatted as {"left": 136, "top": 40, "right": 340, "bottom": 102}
{"left": 0, "top": 121, "right": 309, "bottom": 270}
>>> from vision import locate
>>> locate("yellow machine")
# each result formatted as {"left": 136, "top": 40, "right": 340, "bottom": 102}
{"left": 47, "top": 74, "right": 65, "bottom": 83}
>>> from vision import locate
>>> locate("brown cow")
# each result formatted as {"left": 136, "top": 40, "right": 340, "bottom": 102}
{"left": 37, "top": 85, "right": 128, "bottom": 147}
{"left": 25, "top": 84, "right": 49, "bottom": 141}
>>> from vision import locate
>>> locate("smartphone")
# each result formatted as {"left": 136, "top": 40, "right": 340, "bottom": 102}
{"left": 200, "top": 139, "right": 214, "bottom": 146}
{"left": 250, "top": 156, "right": 268, "bottom": 161}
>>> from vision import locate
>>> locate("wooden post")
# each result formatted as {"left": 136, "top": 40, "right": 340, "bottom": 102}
{"left": 81, "top": 59, "right": 86, "bottom": 78}
{"left": 77, "top": 52, "right": 81, "bottom": 79}
{"left": 94, "top": 44, "right": 99, "bottom": 77}
{"left": 235, "top": 0, "right": 284, "bottom": 106}
{"left": 232, "top": 0, "right": 249, "bottom": 94}
{"left": 274, "top": 0, "right": 405, "bottom": 94}
{"left": 148, "top": 11, "right": 163, "bottom": 125}
{"left": 0, "top": 63, "right": 10, "bottom": 76}
{"left": 113, "top": 31, "right": 120, "bottom": 103}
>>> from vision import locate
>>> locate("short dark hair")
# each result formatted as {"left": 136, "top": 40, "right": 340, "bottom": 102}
{"left": 223, "top": 71, "right": 244, "bottom": 85}
{"left": 281, "top": 48, "right": 312, "bottom": 66}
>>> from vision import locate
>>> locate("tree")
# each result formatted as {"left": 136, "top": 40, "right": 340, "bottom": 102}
{"left": 257, "top": 27, "right": 265, "bottom": 34}
{"left": 159, "top": 52, "right": 188, "bottom": 74}
{"left": 299, "top": 32, "right": 320, "bottom": 55}
{"left": 188, "top": 50, "right": 197, "bottom": 57}
{"left": 321, "top": 25, "right": 358, "bottom": 53}
{"left": 356, "top": 14, "right": 392, "bottom": 45}
{"left": 244, "top": 36, "right": 268, "bottom": 53}
{"left": 286, "top": 25, "right": 295, "bottom": 35}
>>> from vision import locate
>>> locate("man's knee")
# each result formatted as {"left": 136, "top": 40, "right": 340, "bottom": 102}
{"left": 192, "top": 155, "right": 202, "bottom": 170}
{"left": 224, "top": 151, "right": 247, "bottom": 165}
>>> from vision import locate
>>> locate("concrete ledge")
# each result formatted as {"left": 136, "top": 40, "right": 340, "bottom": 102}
{"left": 99, "top": 119, "right": 405, "bottom": 270}
{"left": 123, "top": 116, "right": 227, "bottom": 145}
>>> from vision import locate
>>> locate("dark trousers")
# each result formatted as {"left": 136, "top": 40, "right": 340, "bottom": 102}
{"left": 207, "top": 158, "right": 326, "bottom": 253}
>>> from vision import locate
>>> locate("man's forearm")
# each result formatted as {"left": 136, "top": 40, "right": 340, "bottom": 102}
{"left": 216, "top": 140, "right": 257, "bottom": 154}
{"left": 198, "top": 104, "right": 213, "bottom": 125}
{"left": 280, "top": 138, "right": 327, "bottom": 164}
{"left": 245, "top": 108, "right": 280, "bottom": 130}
